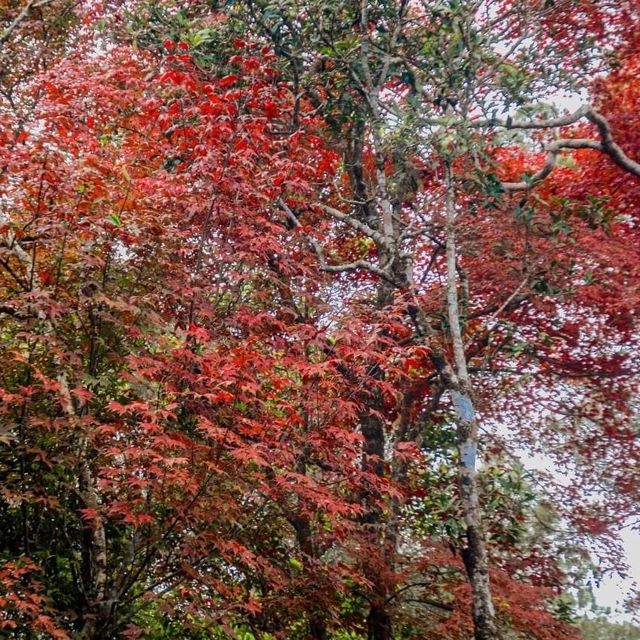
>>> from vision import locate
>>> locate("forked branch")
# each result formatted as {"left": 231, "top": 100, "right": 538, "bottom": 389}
{"left": 498, "top": 107, "right": 640, "bottom": 191}
{"left": 276, "top": 199, "right": 395, "bottom": 283}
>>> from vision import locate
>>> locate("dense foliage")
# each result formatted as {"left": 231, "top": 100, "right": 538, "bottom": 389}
{"left": 0, "top": 0, "right": 638, "bottom": 638}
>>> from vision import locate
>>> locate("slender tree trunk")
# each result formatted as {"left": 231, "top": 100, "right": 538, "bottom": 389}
{"left": 367, "top": 603, "right": 393, "bottom": 640}
{"left": 76, "top": 457, "right": 109, "bottom": 639}
{"left": 290, "top": 449, "right": 328, "bottom": 640}
{"left": 291, "top": 513, "right": 328, "bottom": 640}
{"left": 342, "top": 107, "right": 397, "bottom": 640}
{"left": 59, "top": 375, "right": 109, "bottom": 640}
{"left": 359, "top": 368, "right": 394, "bottom": 640}
{"left": 444, "top": 163, "right": 498, "bottom": 640}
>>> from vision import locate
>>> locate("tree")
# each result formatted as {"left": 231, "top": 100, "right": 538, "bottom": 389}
{"left": 0, "top": 29, "right": 369, "bottom": 638}
{"left": 208, "top": 0, "right": 640, "bottom": 637}
{"left": 0, "top": 0, "right": 639, "bottom": 638}
{"left": 580, "top": 618, "right": 640, "bottom": 640}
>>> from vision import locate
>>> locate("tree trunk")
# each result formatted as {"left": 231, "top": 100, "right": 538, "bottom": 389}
{"left": 359, "top": 375, "right": 394, "bottom": 640}
{"left": 367, "top": 603, "right": 393, "bottom": 640}
{"left": 444, "top": 163, "right": 498, "bottom": 640}
{"left": 59, "top": 375, "right": 110, "bottom": 640}
{"left": 290, "top": 498, "right": 328, "bottom": 640}
{"left": 309, "top": 617, "right": 328, "bottom": 640}
{"left": 348, "top": 106, "right": 397, "bottom": 640}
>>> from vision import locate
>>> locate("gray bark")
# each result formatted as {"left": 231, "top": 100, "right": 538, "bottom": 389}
{"left": 444, "top": 163, "right": 498, "bottom": 640}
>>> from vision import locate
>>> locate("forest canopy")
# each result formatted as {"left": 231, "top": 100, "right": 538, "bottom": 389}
{"left": 0, "top": 0, "right": 638, "bottom": 638}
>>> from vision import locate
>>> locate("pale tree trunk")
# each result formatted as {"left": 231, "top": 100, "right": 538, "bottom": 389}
{"left": 59, "top": 375, "right": 109, "bottom": 640}
{"left": 443, "top": 162, "right": 498, "bottom": 640}
{"left": 76, "top": 456, "right": 109, "bottom": 640}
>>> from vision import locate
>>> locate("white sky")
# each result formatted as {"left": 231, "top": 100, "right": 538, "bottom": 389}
{"left": 594, "top": 526, "right": 639, "bottom": 621}
{"left": 522, "top": 451, "right": 639, "bottom": 622}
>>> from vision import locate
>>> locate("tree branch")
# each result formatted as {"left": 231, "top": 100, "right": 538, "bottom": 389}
{"left": 586, "top": 109, "right": 640, "bottom": 177}
{"left": 382, "top": 581, "right": 454, "bottom": 610}
{"left": 0, "top": 0, "right": 55, "bottom": 47}
{"left": 277, "top": 199, "right": 396, "bottom": 283}
{"left": 316, "top": 202, "right": 396, "bottom": 251}
{"left": 473, "top": 105, "right": 591, "bottom": 130}
{"left": 501, "top": 138, "right": 602, "bottom": 191}
{"left": 490, "top": 106, "right": 640, "bottom": 189}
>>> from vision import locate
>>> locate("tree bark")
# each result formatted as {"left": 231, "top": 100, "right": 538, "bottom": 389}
{"left": 59, "top": 375, "right": 110, "bottom": 640}
{"left": 444, "top": 163, "right": 498, "bottom": 640}
{"left": 367, "top": 602, "right": 393, "bottom": 640}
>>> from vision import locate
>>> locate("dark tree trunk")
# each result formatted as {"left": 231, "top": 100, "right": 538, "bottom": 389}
{"left": 367, "top": 603, "right": 393, "bottom": 640}
{"left": 309, "top": 616, "right": 328, "bottom": 640}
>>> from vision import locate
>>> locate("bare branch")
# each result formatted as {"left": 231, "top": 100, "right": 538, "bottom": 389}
{"left": 0, "top": 0, "right": 54, "bottom": 47}
{"left": 376, "top": 0, "right": 409, "bottom": 89}
{"left": 501, "top": 138, "right": 602, "bottom": 191}
{"left": 319, "top": 258, "right": 395, "bottom": 280}
{"left": 483, "top": 106, "right": 640, "bottom": 188}
{"left": 429, "top": 105, "right": 640, "bottom": 185}
{"left": 0, "top": 303, "right": 34, "bottom": 318}
{"left": 472, "top": 105, "right": 591, "bottom": 130}
{"left": 586, "top": 109, "right": 640, "bottom": 177}
{"left": 276, "top": 199, "right": 395, "bottom": 283}
{"left": 316, "top": 202, "right": 395, "bottom": 251}
{"left": 383, "top": 581, "right": 454, "bottom": 610}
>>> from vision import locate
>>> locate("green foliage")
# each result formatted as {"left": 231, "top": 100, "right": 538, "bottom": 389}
{"left": 579, "top": 618, "right": 640, "bottom": 640}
